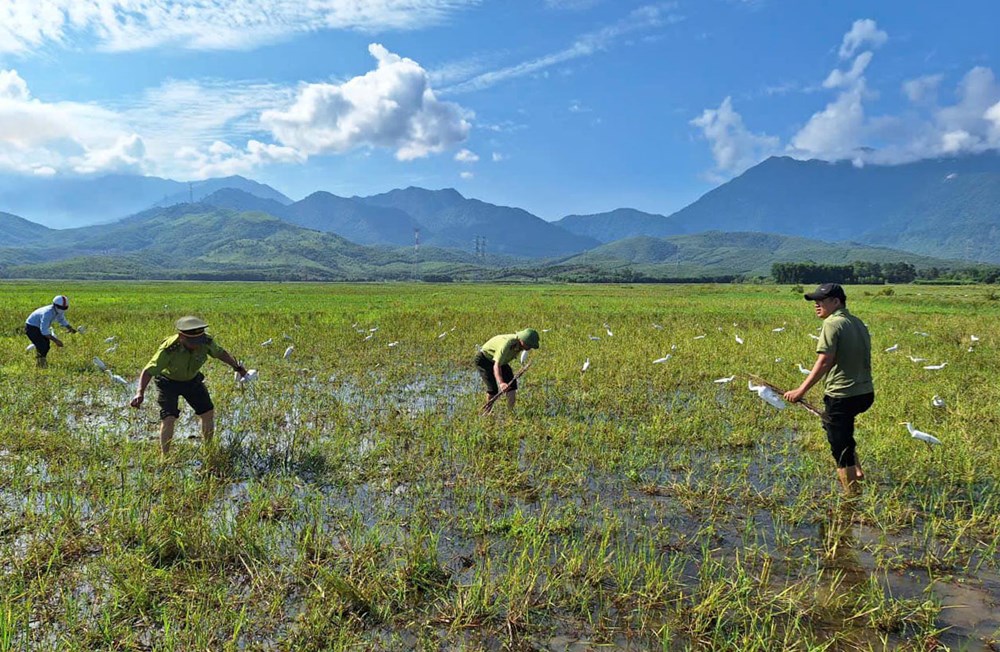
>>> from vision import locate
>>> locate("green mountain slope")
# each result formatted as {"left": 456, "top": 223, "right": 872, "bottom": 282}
{"left": 553, "top": 208, "right": 687, "bottom": 243}
{"left": 561, "top": 232, "right": 964, "bottom": 277}
{"left": 0, "top": 211, "right": 53, "bottom": 246}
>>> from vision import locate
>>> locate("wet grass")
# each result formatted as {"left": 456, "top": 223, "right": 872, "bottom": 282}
{"left": 1, "top": 281, "right": 1000, "bottom": 650}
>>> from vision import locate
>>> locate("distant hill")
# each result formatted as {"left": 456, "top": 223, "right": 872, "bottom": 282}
{"left": 0, "top": 173, "right": 291, "bottom": 228}
{"left": 561, "top": 232, "right": 964, "bottom": 277}
{"left": 360, "top": 187, "right": 600, "bottom": 257}
{"left": 553, "top": 208, "right": 687, "bottom": 243}
{"left": 0, "top": 211, "right": 52, "bottom": 246}
{"left": 664, "top": 153, "right": 1000, "bottom": 262}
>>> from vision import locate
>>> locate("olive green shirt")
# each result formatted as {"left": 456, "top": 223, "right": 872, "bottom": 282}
{"left": 816, "top": 307, "right": 874, "bottom": 398}
{"left": 143, "top": 335, "right": 224, "bottom": 381}
{"left": 480, "top": 334, "right": 519, "bottom": 366}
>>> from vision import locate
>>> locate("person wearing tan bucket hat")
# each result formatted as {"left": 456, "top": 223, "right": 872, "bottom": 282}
{"left": 475, "top": 328, "right": 539, "bottom": 414}
{"left": 129, "top": 316, "right": 247, "bottom": 455}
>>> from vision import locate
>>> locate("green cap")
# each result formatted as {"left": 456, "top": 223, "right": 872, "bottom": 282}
{"left": 175, "top": 316, "right": 209, "bottom": 341}
{"left": 516, "top": 328, "right": 540, "bottom": 350}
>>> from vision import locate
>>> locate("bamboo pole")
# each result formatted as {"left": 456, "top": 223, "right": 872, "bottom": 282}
{"left": 480, "top": 361, "right": 532, "bottom": 415}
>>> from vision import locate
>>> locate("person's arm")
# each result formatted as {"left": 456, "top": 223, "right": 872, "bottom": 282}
{"left": 55, "top": 311, "right": 75, "bottom": 333}
{"left": 130, "top": 369, "right": 153, "bottom": 408}
{"left": 784, "top": 353, "right": 835, "bottom": 402}
{"left": 39, "top": 311, "right": 64, "bottom": 346}
{"left": 494, "top": 361, "right": 508, "bottom": 393}
{"left": 216, "top": 349, "right": 247, "bottom": 377}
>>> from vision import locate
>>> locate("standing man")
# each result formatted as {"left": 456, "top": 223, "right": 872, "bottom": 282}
{"left": 130, "top": 316, "right": 247, "bottom": 455}
{"left": 475, "top": 328, "right": 540, "bottom": 414}
{"left": 784, "top": 284, "right": 874, "bottom": 495}
{"left": 24, "top": 295, "right": 77, "bottom": 368}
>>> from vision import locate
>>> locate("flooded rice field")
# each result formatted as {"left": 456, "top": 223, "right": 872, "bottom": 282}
{"left": 2, "top": 282, "right": 1000, "bottom": 649}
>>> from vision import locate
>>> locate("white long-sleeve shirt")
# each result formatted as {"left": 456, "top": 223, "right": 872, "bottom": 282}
{"left": 25, "top": 305, "right": 71, "bottom": 337}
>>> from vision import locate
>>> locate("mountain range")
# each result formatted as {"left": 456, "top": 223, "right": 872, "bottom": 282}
{"left": 0, "top": 152, "right": 998, "bottom": 279}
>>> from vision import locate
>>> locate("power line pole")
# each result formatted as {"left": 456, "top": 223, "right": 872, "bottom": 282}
{"left": 414, "top": 228, "right": 420, "bottom": 252}
{"left": 188, "top": 182, "right": 194, "bottom": 204}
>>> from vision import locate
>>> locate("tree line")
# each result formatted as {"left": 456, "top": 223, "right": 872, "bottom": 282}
{"left": 772, "top": 261, "right": 1000, "bottom": 285}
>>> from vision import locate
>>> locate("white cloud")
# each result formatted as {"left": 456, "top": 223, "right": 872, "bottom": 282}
{"left": 823, "top": 51, "right": 872, "bottom": 89}
{"left": 902, "top": 74, "right": 944, "bottom": 104}
{"left": 838, "top": 18, "right": 887, "bottom": 60}
{"left": 454, "top": 148, "right": 479, "bottom": 163}
{"left": 545, "top": 0, "right": 603, "bottom": 9}
{"left": 176, "top": 139, "right": 305, "bottom": 179}
{"left": 444, "top": 4, "right": 681, "bottom": 94}
{"left": 262, "top": 43, "right": 471, "bottom": 161}
{"left": 0, "top": 0, "right": 481, "bottom": 54}
{"left": 491, "top": 152, "right": 504, "bottom": 162}
{"left": 0, "top": 69, "right": 30, "bottom": 100}
{"left": 690, "top": 96, "right": 779, "bottom": 177}
{"left": 459, "top": 171, "right": 474, "bottom": 179}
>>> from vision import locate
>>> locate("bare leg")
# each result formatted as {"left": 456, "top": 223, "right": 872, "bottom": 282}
{"left": 160, "top": 416, "right": 177, "bottom": 456}
{"left": 200, "top": 410, "right": 215, "bottom": 444}
{"left": 506, "top": 390, "right": 516, "bottom": 410}
{"left": 837, "top": 466, "right": 862, "bottom": 497}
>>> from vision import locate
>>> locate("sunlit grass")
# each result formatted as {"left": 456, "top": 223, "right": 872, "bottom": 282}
{"left": 1, "top": 281, "right": 999, "bottom": 649}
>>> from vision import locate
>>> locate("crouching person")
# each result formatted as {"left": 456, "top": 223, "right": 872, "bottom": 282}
{"left": 130, "top": 316, "right": 247, "bottom": 455}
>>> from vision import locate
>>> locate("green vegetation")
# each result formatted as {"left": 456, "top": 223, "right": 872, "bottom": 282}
{"left": 2, "top": 282, "right": 999, "bottom": 649}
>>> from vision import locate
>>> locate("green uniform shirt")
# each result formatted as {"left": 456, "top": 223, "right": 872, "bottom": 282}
{"left": 816, "top": 307, "right": 874, "bottom": 398}
{"left": 480, "top": 333, "right": 519, "bottom": 366}
{"left": 143, "top": 334, "right": 224, "bottom": 381}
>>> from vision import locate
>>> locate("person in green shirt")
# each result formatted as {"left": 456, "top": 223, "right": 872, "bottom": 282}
{"left": 475, "top": 328, "right": 540, "bottom": 413}
{"left": 129, "top": 316, "right": 247, "bottom": 455}
{"left": 784, "top": 283, "right": 874, "bottom": 496}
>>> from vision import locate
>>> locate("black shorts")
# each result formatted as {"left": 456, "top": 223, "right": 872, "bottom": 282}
{"left": 475, "top": 352, "right": 517, "bottom": 396}
{"left": 822, "top": 392, "right": 874, "bottom": 468}
{"left": 24, "top": 325, "right": 50, "bottom": 358}
{"left": 155, "top": 373, "right": 214, "bottom": 420}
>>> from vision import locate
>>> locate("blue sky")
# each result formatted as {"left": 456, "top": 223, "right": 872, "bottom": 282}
{"left": 1, "top": 0, "right": 998, "bottom": 220}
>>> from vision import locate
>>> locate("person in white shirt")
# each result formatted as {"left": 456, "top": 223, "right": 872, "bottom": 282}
{"left": 24, "top": 295, "right": 77, "bottom": 368}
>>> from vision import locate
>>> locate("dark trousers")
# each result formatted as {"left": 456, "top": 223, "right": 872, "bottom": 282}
{"left": 822, "top": 392, "right": 874, "bottom": 468}
{"left": 474, "top": 353, "right": 517, "bottom": 397}
{"left": 155, "top": 373, "right": 214, "bottom": 420}
{"left": 24, "top": 325, "right": 50, "bottom": 359}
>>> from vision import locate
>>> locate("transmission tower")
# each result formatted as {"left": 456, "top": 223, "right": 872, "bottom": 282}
{"left": 414, "top": 228, "right": 420, "bottom": 251}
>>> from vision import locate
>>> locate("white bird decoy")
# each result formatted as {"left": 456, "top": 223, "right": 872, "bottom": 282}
{"left": 588, "top": 335, "right": 601, "bottom": 341}
{"left": 907, "top": 355, "right": 926, "bottom": 363}
{"left": 104, "top": 336, "right": 116, "bottom": 343}
{"left": 775, "top": 357, "right": 783, "bottom": 363}
{"left": 581, "top": 358, "right": 590, "bottom": 373}
{"left": 520, "top": 350, "right": 529, "bottom": 364}
{"left": 735, "top": 335, "right": 744, "bottom": 345}
{"left": 747, "top": 380, "right": 786, "bottom": 410}
{"left": 902, "top": 422, "right": 942, "bottom": 446}
{"left": 913, "top": 331, "right": 929, "bottom": 337}
{"left": 605, "top": 327, "right": 614, "bottom": 337}
{"left": 236, "top": 369, "right": 258, "bottom": 383}
{"left": 388, "top": 341, "right": 399, "bottom": 347}
{"left": 652, "top": 355, "right": 671, "bottom": 364}
{"left": 369, "top": 327, "right": 378, "bottom": 333}
{"left": 797, "top": 363, "right": 810, "bottom": 375}
{"left": 364, "top": 333, "right": 374, "bottom": 341}
{"left": 931, "top": 395, "right": 946, "bottom": 408}
{"left": 541, "top": 328, "right": 551, "bottom": 333}
{"left": 923, "top": 362, "right": 947, "bottom": 370}
{"left": 260, "top": 338, "right": 273, "bottom": 346}
{"left": 93, "top": 357, "right": 107, "bottom": 371}
{"left": 438, "top": 332, "right": 448, "bottom": 339}
{"left": 25, "top": 343, "right": 35, "bottom": 351}
{"left": 772, "top": 327, "right": 785, "bottom": 332}
{"left": 714, "top": 375, "right": 735, "bottom": 384}
{"left": 76, "top": 325, "right": 87, "bottom": 333}
{"left": 884, "top": 344, "right": 899, "bottom": 353}
{"left": 105, "top": 344, "right": 117, "bottom": 354}
{"left": 808, "top": 334, "right": 820, "bottom": 341}
{"left": 283, "top": 345, "right": 294, "bottom": 359}
{"left": 693, "top": 335, "right": 706, "bottom": 340}
{"left": 970, "top": 335, "right": 980, "bottom": 342}
{"left": 652, "top": 323, "right": 664, "bottom": 330}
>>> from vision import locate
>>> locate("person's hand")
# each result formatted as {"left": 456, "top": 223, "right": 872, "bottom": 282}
{"left": 783, "top": 388, "right": 805, "bottom": 403}
{"left": 53, "top": 339, "right": 64, "bottom": 348}
{"left": 234, "top": 364, "right": 248, "bottom": 378}
{"left": 67, "top": 327, "right": 77, "bottom": 334}
{"left": 130, "top": 392, "right": 144, "bottom": 408}
{"left": 499, "top": 382, "right": 509, "bottom": 393}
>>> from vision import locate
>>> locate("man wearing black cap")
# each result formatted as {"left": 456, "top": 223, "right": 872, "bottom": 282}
{"left": 783, "top": 283, "right": 874, "bottom": 495}
{"left": 129, "top": 316, "right": 247, "bottom": 455}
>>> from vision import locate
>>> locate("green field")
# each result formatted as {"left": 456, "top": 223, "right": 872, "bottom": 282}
{"left": 2, "top": 282, "right": 999, "bottom": 650}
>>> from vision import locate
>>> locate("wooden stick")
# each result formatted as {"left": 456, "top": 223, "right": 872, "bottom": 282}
{"left": 749, "top": 374, "right": 824, "bottom": 418}
{"left": 480, "top": 361, "right": 532, "bottom": 415}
